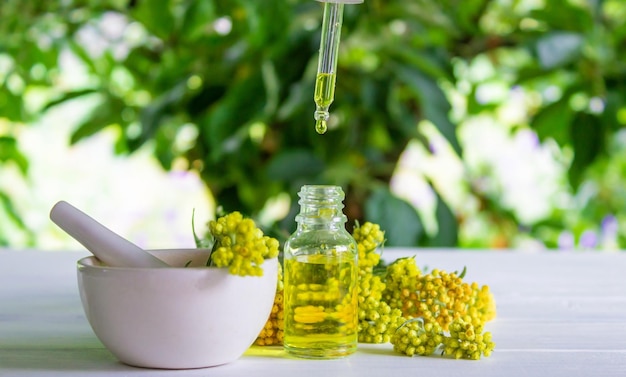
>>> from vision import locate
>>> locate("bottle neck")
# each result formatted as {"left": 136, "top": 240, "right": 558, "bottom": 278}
{"left": 295, "top": 185, "right": 348, "bottom": 230}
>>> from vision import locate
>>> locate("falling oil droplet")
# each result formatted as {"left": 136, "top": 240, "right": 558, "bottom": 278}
{"left": 315, "top": 119, "right": 327, "bottom": 134}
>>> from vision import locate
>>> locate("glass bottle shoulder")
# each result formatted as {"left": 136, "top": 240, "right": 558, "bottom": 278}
{"left": 284, "top": 228, "right": 356, "bottom": 258}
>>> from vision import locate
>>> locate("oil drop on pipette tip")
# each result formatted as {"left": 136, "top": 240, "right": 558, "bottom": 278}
{"left": 315, "top": 119, "right": 328, "bottom": 135}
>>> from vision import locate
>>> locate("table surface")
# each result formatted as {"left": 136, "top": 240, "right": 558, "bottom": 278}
{"left": 1, "top": 248, "right": 625, "bottom": 377}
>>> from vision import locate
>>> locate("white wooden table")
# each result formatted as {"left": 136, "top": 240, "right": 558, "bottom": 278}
{"left": 1, "top": 248, "right": 625, "bottom": 376}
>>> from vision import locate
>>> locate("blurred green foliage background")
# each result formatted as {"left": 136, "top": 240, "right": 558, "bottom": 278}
{"left": 1, "top": 0, "right": 625, "bottom": 249}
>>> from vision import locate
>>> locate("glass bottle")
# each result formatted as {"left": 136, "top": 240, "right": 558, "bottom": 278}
{"left": 283, "top": 185, "right": 358, "bottom": 359}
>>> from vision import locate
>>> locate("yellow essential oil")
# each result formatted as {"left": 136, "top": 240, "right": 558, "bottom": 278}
{"left": 283, "top": 185, "right": 358, "bottom": 359}
{"left": 315, "top": 119, "right": 328, "bottom": 135}
{"left": 314, "top": 73, "right": 336, "bottom": 109}
{"left": 284, "top": 254, "right": 358, "bottom": 358}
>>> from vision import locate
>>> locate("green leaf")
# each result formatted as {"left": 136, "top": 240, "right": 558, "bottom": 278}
{"left": 0, "top": 191, "right": 31, "bottom": 243}
{"left": 530, "top": 1, "right": 593, "bottom": 31}
{"left": 387, "top": 46, "right": 454, "bottom": 82}
{"left": 0, "top": 136, "right": 28, "bottom": 174}
{"left": 187, "top": 84, "right": 227, "bottom": 117}
{"left": 457, "top": 266, "right": 467, "bottom": 279}
{"left": 42, "top": 89, "right": 99, "bottom": 111}
{"left": 534, "top": 31, "right": 584, "bottom": 70}
{"left": 191, "top": 208, "right": 214, "bottom": 249}
{"left": 238, "top": 0, "right": 291, "bottom": 49}
{"left": 70, "top": 95, "right": 124, "bottom": 145}
{"left": 386, "top": 81, "right": 421, "bottom": 138}
{"left": 277, "top": 80, "right": 310, "bottom": 121}
{"left": 261, "top": 59, "right": 280, "bottom": 115}
{"left": 67, "top": 39, "right": 98, "bottom": 73}
{"left": 203, "top": 72, "right": 266, "bottom": 159}
{"left": 530, "top": 96, "right": 573, "bottom": 146}
{"left": 364, "top": 187, "right": 424, "bottom": 247}
{"left": 394, "top": 64, "right": 462, "bottom": 156}
{"left": 181, "top": 0, "right": 217, "bottom": 41}
{"left": 569, "top": 112, "right": 604, "bottom": 188}
{"left": 429, "top": 191, "right": 458, "bottom": 247}
{"left": 602, "top": 90, "right": 624, "bottom": 132}
{"left": 0, "top": 89, "right": 24, "bottom": 122}
{"left": 129, "top": 0, "right": 176, "bottom": 40}
{"left": 137, "top": 80, "right": 188, "bottom": 146}
{"left": 266, "top": 149, "right": 324, "bottom": 181}
{"left": 452, "top": 0, "right": 489, "bottom": 35}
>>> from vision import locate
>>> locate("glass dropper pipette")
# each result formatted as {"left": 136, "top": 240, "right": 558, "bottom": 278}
{"left": 314, "top": 0, "right": 364, "bottom": 135}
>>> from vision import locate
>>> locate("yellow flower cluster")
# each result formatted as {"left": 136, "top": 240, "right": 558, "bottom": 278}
{"left": 353, "top": 222, "right": 403, "bottom": 344}
{"left": 357, "top": 270, "right": 404, "bottom": 344}
{"left": 381, "top": 258, "right": 496, "bottom": 360}
{"left": 358, "top": 300, "right": 404, "bottom": 344}
{"left": 467, "top": 282, "right": 497, "bottom": 326}
{"left": 383, "top": 257, "right": 421, "bottom": 317}
{"left": 384, "top": 263, "right": 496, "bottom": 332}
{"left": 352, "top": 222, "right": 384, "bottom": 270}
{"left": 255, "top": 264, "right": 284, "bottom": 346}
{"left": 391, "top": 318, "right": 444, "bottom": 357}
{"left": 208, "top": 211, "right": 279, "bottom": 276}
{"left": 385, "top": 256, "right": 421, "bottom": 286}
{"left": 442, "top": 318, "right": 495, "bottom": 360}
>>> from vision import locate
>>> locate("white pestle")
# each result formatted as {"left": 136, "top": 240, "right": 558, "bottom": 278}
{"left": 50, "top": 201, "right": 170, "bottom": 268}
